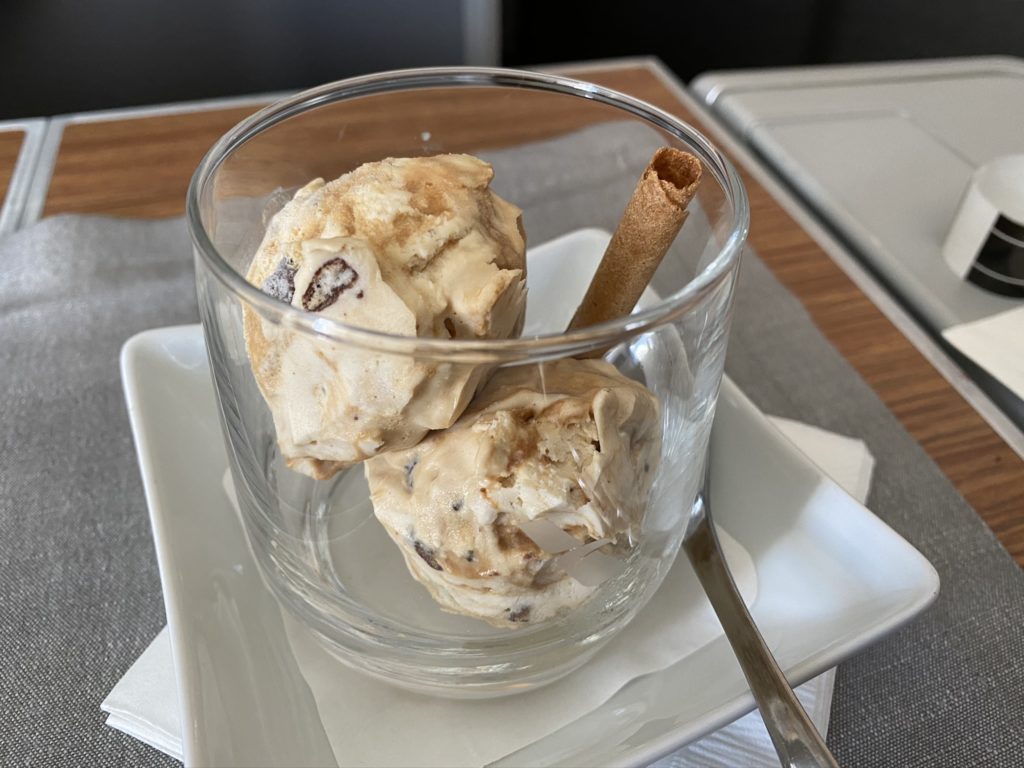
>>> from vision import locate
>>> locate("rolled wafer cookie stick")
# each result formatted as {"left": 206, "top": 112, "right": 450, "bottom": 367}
{"left": 568, "top": 147, "right": 702, "bottom": 352}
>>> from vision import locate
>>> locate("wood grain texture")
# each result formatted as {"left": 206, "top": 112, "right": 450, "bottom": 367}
{"left": 44, "top": 89, "right": 618, "bottom": 218}
{"left": 0, "top": 130, "right": 25, "bottom": 210}
{"left": 44, "top": 107, "right": 261, "bottom": 219}
{"left": 42, "top": 63, "right": 1024, "bottom": 564}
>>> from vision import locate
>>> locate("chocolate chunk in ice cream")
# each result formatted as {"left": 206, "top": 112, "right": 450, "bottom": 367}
{"left": 365, "top": 358, "right": 662, "bottom": 628}
{"left": 243, "top": 154, "right": 527, "bottom": 478}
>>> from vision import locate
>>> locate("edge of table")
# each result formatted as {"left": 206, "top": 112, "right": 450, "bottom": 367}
{"left": 0, "top": 119, "right": 47, "bottom": 235}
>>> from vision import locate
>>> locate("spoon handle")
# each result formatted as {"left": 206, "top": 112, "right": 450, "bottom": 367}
{"left": 684, "top": 500, "right": 840, "bottom": 768}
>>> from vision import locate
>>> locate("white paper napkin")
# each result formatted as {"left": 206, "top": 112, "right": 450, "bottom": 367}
{"left": 103, "top": 629, "right": 183, "bottom": 759}
{"left": 103, "top": 416, "right": 874, "bottom": 766}
{"left": 943, "top": 307, "right": 1024, "bottom": 400}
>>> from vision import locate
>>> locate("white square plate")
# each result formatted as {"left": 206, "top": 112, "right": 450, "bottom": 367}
{"left": 121, "top": 230, "right": 938, "bottom": 767}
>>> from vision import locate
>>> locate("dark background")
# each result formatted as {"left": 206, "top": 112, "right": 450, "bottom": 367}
{"left": 2, "top": 0, "right": 1023, "bottom": 119}
{"left": 503, "top": 0, "right": 1024, "bottom": 76}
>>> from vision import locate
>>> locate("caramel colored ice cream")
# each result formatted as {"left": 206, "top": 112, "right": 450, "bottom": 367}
{"left": 365, "top": 359, "right": 662, "bottom": 628}
{"left": 244, "top": 155, "right": 527, "bottom": 478}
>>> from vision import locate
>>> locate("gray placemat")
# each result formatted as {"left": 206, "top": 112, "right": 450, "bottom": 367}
{"left": 1, "top": 136, "right": 1022, "bottom": 765}
{"left": 0, "top": 216, "right": 193, "bottom": 768}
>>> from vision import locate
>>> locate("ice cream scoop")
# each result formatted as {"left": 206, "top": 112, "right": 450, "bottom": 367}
{"left": 364, "top": 358, "right": 662, "bottom": 628}
{"left": 243, "top": 154, "right": 527, "bottom": 479}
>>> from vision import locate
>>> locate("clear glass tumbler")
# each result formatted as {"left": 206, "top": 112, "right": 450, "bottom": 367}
{"left": 187, "top": 67, "right": 748, "bottom": 697}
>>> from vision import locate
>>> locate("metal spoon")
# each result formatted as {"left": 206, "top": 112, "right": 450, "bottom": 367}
{"left": 683, "top": 458, "right": 840, "bottom": 768}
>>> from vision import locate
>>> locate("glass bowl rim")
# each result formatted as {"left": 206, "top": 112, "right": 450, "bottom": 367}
{"left": 186, "top": 66, "right": 749, "bottom": 363}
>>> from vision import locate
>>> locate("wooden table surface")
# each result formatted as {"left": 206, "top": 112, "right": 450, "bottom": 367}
{"left": 32, "top": 61, "right": 1024, "bottom": 565}
{"left": 0, "top": 129, "right": 24, "bottom": 211}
